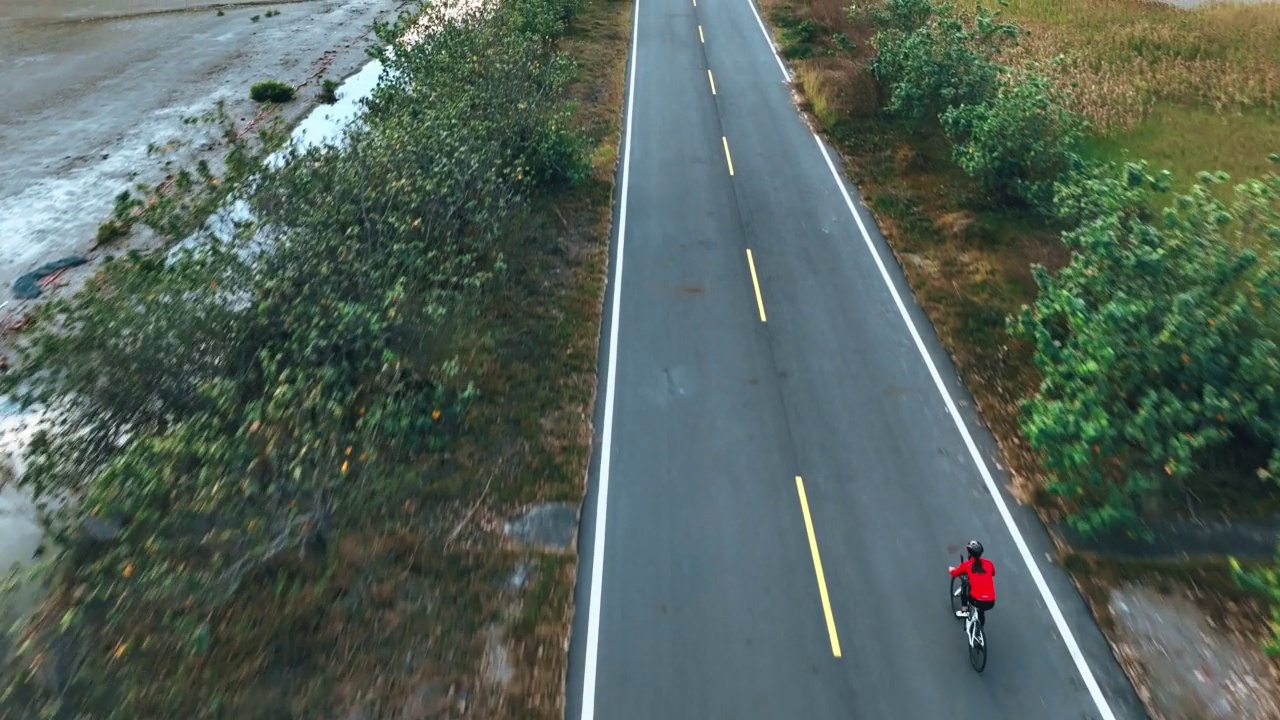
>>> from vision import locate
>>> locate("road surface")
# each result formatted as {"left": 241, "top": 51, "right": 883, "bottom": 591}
{"left": 565, "top": 0, "right": 1150, "bottom": 718}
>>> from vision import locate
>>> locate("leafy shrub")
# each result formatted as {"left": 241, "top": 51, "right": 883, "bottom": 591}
{"left": 1232, "top": 551, "right": 1280, "bottom": 658}
{"left": 249, "top": 79, "right": 295, "bottom": 103}
{"left": 1053, "top": 160, "right": 1173, "bottom": 228}
{"left": 319, "top": 77, "right": 341, "bottom": 104}
{"left": 771, "top": 5, "right": 828, "bottom": 60}
{"left": 870, "top": 1, "right": 1018, "bottom": 126}
{"left": 866, "top": 0, "right": 936, "bottom": 32}
{"left": 941, "top": 67, "right": 1086, "bottom": 210}
{"left": 1013, "top": 161, "right": 1280, "bottom": 536}
{"left": 94, "top": 219, "right": 128, "bottom": 244}
{"left": 508, "top": 0, "right": 585, "bottom": 40}
{"left": 1, "top": 0, "right": 593, "bottom": 714}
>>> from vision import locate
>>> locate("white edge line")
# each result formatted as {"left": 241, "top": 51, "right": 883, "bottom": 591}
{"left": 580, "top": 0, "right": 640, "bottom": 717}
{"left": 744, "top": 0, "right": 790, "bottom": 81}
{"left": 740, "top": 0, "right": 1118, "bottom": 713}
{"left": 810, "top": 136, "right": 1119, "bottom": 720}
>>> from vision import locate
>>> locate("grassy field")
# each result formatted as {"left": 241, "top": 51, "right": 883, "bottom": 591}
{"left": 992, "top": 0, "right": 1280, "bottom": 183}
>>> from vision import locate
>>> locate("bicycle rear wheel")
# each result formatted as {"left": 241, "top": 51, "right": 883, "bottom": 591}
{"left": 969, "top": 624, "right": 987, "bottom": 673}
{"left": 950, "top": 576, "right": 965, "bottom": 617}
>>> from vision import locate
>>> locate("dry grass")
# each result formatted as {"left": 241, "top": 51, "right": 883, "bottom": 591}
{"left": 981, "top": 0, "right": 1280, "bottom": 183}
{"left": 990, "top": 0, "right": 1280, "bottom": 130}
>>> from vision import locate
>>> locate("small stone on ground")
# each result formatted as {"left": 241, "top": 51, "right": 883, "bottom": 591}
{"left": 503, "top": 502, "right": 578, "bottom": 550}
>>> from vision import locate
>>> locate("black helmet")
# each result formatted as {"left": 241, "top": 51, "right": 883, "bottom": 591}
{"left": 966, "top": 540, "right": 984, "bottom": 559}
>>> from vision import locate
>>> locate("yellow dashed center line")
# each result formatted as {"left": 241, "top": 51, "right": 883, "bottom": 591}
{"left": 707, "top": 69, "right": 717, "bottom": 95}
{"left": 722, "top": 135, "right": 734, "bottom": 177}
{"left": 746, "top": 249, "right": 766, "bottom": 322}
{"left": 795, "top": 476, "right": 842, "bottom": 657}
{"left": 698, "top": 25, "right": 705, "bottom": 43}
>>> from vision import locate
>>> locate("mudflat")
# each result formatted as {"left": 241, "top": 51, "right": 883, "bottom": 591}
{"left": 0, "top": 0, "right": 406, "bottom": 302}
{"left": 0, "top": 0, "right": 405, "bottom": 604}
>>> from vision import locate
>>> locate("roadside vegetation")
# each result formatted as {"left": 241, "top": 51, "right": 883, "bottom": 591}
{"left": 249, "top": 79, "right": 297, "bottom": 103}
{"left": 763, "top": 0, "right": 1280, "bottom": 662}
{"left": 319, "top": 78, "right": 342, "bottom": 104}
{"left": 0, "top": 0, "right": 631, "bottom": 716}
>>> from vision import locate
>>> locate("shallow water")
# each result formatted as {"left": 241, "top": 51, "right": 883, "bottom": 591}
{"left": 0, "top": 400, "right": 44, "bottom": 599}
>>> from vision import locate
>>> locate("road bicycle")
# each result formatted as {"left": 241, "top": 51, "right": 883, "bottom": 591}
{"left": 950, "top": 556, "right": 987, "bottom": 673}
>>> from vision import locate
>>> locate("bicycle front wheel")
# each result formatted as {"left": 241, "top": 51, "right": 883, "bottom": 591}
{"left": 950, "top": 576, "right": 965, "bottom": 617}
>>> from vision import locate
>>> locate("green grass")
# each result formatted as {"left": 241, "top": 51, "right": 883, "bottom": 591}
{"left": 983, "top": 0, "right": 1280, "bottom": 181}
{"left": 1087, "top": 104, "right": 1280, "bottom": 189}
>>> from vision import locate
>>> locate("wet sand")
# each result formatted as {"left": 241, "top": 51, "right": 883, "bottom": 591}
{"left": 0, "top": 0, "right": 406, "bottom": 309}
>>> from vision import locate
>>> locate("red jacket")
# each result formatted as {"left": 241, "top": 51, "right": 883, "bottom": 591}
{"left": 951, "top": 558, "right": 996, "bottom": 601}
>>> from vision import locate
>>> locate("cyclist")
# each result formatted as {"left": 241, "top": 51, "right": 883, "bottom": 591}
{"left": 949, "top": 540, "right": 996, "bottom": 626}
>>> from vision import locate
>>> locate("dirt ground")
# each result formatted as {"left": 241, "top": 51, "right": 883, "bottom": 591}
{"left": 1107, "top": 584, "right": 1280, "bottom": 720}
{"left": 0, "top": 0, "right": 408, "bottom": 313}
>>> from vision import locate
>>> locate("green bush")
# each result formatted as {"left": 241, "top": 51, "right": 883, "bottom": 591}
{"left": 506, "top": 0, "right": 585, "bottom": 41}
{"left": 866, "top": 0, "right": 936, "bottom": 32}
{"left": 771, "top": 5, "right": 827, "bottom": 59}
{"left": 941, "top": 67, "right": 1086, "bottom": 210}
{"left": 1, "top": 0, "right": 593, "bottom": 714}
{"left": 94, "top": 219, "right": 128, "bottom": 244}
{"left": 249, "top": 79, "right": 295, "bottom": 103}
{"left": 319, "top": 77, "right": 341, "bottom": 104}
{"left": 1232, "top": 551, "right": 1280, "bottom": 657}
{"left": 1013, "top": 160, "right": 1280, "bottom": 536}
{"left": 870, "top": 0, "right": 1018, "bottom": 126}
{"left": 1053, "top": 160, "right": 1173, "bottom": 228}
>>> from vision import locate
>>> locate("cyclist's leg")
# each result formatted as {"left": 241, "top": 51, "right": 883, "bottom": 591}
{"left": 957, "top": 589, "right": 973, "bottom": 618}
{"left": 974, "top": 599, "right": 994, "bottom": 626}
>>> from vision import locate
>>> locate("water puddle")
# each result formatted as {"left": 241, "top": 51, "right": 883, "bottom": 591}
{"left": 0, "top": 398, "right": 47, "bottom": 619}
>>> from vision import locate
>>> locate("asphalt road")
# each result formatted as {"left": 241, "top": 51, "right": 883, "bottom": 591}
{"left": 565, "top": 0, "right": 1151, "bottom": 718}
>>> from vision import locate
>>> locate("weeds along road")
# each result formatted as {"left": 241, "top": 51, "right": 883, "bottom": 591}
{"left": 565, "top": 0, "right": 1152, "bottom": 717}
